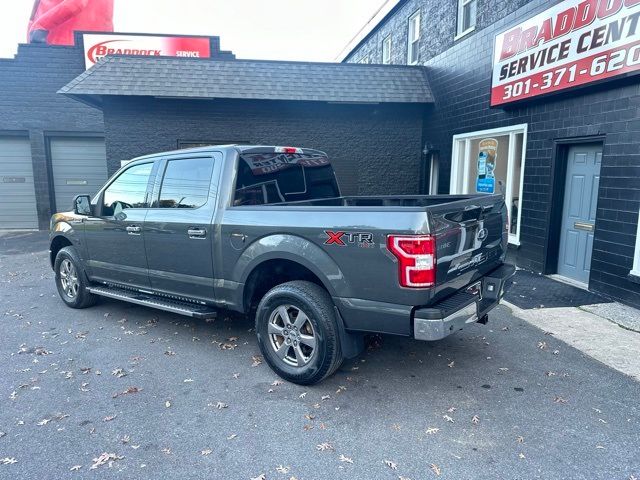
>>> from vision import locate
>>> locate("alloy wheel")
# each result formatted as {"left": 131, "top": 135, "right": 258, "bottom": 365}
{"left": 267, "top": 304, "right": 317, "bottom": 367}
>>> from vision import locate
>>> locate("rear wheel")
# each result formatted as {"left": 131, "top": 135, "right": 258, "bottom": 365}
{"left": 255, "top": 281, "right": 343, "bottom": 385}
{"left": 54, "top": 246, "right": 97, "bottom": 309}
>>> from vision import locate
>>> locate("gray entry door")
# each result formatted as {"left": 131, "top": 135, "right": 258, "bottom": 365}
{"left": 0, "top": 137, "right": 39, "bottom": 229}
{"left": 50, "top": 138, "right": 108, "bottom": 213}
{"left": 557, "top": 144, "right": 602, "bottom": 284}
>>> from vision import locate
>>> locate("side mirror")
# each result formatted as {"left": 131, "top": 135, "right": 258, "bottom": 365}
{"left": 73, "top": 194, "right": 92, "bottom": 216}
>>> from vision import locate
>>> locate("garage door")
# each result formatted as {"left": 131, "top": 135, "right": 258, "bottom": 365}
{"left": 0, "top": 137, "right": 39, "bottom": 229}
{"left": 50, "top": 138, "right": 108, "bottom": 213}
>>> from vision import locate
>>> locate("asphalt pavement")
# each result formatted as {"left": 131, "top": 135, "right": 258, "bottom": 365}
{"left": 1, "top": 232, "right": 639, "bottom": 480}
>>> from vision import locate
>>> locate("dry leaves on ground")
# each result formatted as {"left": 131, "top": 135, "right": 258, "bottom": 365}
{"left": 426, "top": 427, "right": 439, "bottom": 435}
{"left": 316, "top": 443, "right": 334, "bottom": 451}
{"left": 0, "top": 458, "right": 17, "bottom": 465}
{"left": 384, "top": 460, "right": 398, "bottom": 470}
{"left": 276, "top": 465, "right": 290, "bottom": 474}
{"left": 339, "top": 454, "right": 353, "bottom": 464}
{"left": 201, "top": 449, "right": 212, "bottom": 456}
{"left": 251, "top": 356, "right": 263, "bottom": 367}
{"left": 90, "top": 453, "right": 123, "bottom": 469}
{"left": 430, "top": 463, "right": 442, "bottom": 476}
{"left": 471, "top": 415, "right": 480, "bottom": 425}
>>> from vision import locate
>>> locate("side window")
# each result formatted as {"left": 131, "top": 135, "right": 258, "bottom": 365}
{"left": 158, "top": 157, "right": 215, "bottom": 208}
{"left": 102, "top": 162, "right": 153, "bottom": 216}
{"left": 407, "top": 10, "right": 420, "bottom": 65}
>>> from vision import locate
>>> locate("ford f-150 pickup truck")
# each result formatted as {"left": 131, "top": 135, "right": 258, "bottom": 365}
{"left": 49, "top": 145, "right": 515, "bottom": 384}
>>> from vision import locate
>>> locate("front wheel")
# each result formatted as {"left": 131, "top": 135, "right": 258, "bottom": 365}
{"left": 54, "top": 246, "right": 97, "bottom": 309}
{"left": 255, "top": 281, "right": 343, "bottom": 385}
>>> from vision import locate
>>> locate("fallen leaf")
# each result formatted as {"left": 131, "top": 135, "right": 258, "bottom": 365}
{"left": 471, "top": 415, "right": 480, "bottom": 425}
{"left": 227, "top": 434, "right": 237, "bottom": 440}
{"left": 276, "top": 465, "right": 290, "bottom": 474}
{"left": 447, "top": 361, "right": 455, "bottom": 368}
{"left": 161, "top": 448, "right": 172, "bottom": 455}
{"left": 232, "top": 373, "right": 240, "bottom": 379}
{"left": 447, "top": 406, "right": 456, "bottom": 413}
{"left": 111, "top": 368, "right": 127, "bottom": 378}
{"left": 201, "top": 449, "right": 212, "bottom": 456}
{"left": 336, "top": 385, "right": 347, "bottom": 394}
{"left": 391, "top": 423, "right": 401, "bottom": 431}
{"left": 430, "top": 463, "right": 441, "bottom": 476}
{"left": 0, "top": 458, "right": 17, "bottom": 465}
{"left": 316, "top": 443, "right": 334, "bottom": 451}
{"left": 384, "top": 460, "right": 398, "bottom": 470}
{"left": 425, "top": 427, "right": 439, "bottom": 435}
{"left": 518, "top": 452, "right": 526, "bottom": 459}
{"left": 554, "top": 396, "right": 568, "bottom": 404}
{"left": 165, "top": 401, "right": 171, "bottom": 408}
{"left": 37, "top": 418, "right": 50, "bottom": 426}
{"left": 321, "top": 395, "right": 330, "bottom": 400}
{"left": 299, "top": 392, "right": 307, "bottom": 399}
{"left": 90, "top": 453, "right": 123, "bottom": 469}
{"left": 183, "top": 379, "right": 194, "bottom": 383}
{"left": 210, "top": 401, "right": 228, "bottom": 410}
{"left": 69, "top": 465, "right": 82, "bottom": 471}
{"left": 103, "top": 415, "right": 117, "bottom": 422}
{"left": 251, "top": 475, "right": 266, "bottom": 480}
{"left": 443, "top": 415, "right": 454, "bottom": 423}
{"left": 339, "top": 454, "right": 353, "bottom": 464}
{"left": 251, "top": 356, "right": 263, "bottom": 367}
{"left": 271, "top": 380, "right": 284, "bottom": 386}
{"left": 537, "top": 341, "right": 547, "bottom": 350}
{"left": 516, "top": 436, "right": 524, "bottom": 443}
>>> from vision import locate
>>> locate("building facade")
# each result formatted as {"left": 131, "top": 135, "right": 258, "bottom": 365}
{"left": 343, "top": 0, "right": 640, "bottom": 307}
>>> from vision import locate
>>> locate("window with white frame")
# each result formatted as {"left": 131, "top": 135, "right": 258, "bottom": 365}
{"left": 382, "top": 35, "right": 392, "bottom": 64}
{"left": 450, "top": 124, "right": 527, "bottom": 245}
{"left": 631, "top": 209, "right": 640, "bottom": 278}
{"left": 456, "top": 0, "right": 477, "bottom": 38}
{"left": 407, "top": 10, "right": 420, "bottom": 65}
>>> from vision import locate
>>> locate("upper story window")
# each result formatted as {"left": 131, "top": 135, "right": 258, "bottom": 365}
{"left": 407, "top": 10, "right": 420, "bottom": 65}
{"left": 456, "top": 0, "right": 477, "bottom": 38}
{"left": 382, "top": 35, "right": 392, "bottom": 64}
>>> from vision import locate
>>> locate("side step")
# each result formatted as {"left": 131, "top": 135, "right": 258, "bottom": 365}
{"left": 87, "top": 285, "right": 218, "bottom": 319}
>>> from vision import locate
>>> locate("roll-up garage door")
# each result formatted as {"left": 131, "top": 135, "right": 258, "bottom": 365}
{"left": 50, "top": 138, "right": 108, "bottom": 213}
{"left": 0, "top": 137, "right": 39, "bottom": 229}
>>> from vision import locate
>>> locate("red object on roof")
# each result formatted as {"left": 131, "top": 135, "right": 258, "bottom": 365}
{"left": 28, "top": 0, "right": 114, "bottom": 46}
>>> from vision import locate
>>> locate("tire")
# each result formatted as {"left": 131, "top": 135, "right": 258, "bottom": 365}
{"left": 54, "top": 246, "right": 97, "bottom": 309}
{"left": 255, "top": 281, "right": 343, "bottom": 385}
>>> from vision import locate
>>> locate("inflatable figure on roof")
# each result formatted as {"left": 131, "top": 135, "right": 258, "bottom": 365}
{"left": 28, "top": 0, "right": 114, "bottom": 46}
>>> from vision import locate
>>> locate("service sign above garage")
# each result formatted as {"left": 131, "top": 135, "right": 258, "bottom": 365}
{"left": 491, "top": 0, "right": 640, "bottom": 106}
{"left": 82, "top": 32, "right": 212, "bottom": 69}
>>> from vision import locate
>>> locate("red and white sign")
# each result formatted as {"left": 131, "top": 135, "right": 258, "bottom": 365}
{"left": 82, "top": 33, "right": 211, "bottom": 69}
{"left": 491, "top": 0, "right": 640, "bottom": 106}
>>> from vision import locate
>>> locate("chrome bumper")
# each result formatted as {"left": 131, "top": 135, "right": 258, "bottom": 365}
{"left": 413, "top": 264, "right": 515, "bottom": 341}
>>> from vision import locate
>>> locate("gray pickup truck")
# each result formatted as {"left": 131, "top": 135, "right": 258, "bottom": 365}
{"left": 49, "top": 145, "right": 514, "bottom": 384}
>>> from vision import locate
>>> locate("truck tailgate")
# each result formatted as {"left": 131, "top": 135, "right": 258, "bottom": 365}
{"left": 429, "top": 194, "right": 507, "bottom": 298}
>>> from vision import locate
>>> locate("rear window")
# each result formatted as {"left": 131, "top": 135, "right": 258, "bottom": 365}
{"left": 233, "top": 152, "right": 340, "bottom": 206}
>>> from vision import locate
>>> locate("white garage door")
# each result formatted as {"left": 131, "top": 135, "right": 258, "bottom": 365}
{"left": 50, "top": 138, "right": 108, "bottom": 213}
{"left": 0, "top": 137, "right": 39, "bottom": 229}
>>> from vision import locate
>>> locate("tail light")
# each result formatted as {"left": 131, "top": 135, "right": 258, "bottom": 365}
{"left": 387, "top": 235, "right": 436, "bottom": 288}
{"left": 275, "top": 146, "right": 303, "bottom": 154}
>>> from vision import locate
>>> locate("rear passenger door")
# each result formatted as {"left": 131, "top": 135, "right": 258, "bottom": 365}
{"left": 144, "top": 153, "right": 221, "bottom": 301}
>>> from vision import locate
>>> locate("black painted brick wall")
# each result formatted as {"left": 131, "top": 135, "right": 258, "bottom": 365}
{"left": 0, "top": 43, "right": 104, "bottom": 228}
{"left": 101, "top": 97, "right": 426, "bottom": 196}
{"left": 346, "top": 0, "right": 640, "bottom": 307}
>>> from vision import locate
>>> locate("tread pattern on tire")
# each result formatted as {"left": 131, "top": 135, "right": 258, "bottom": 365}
{"left": 55, "top": 246, "right": 98, "bottom": 309}
{"left": 256, "top": 280, "right": 343, "bottom": 385}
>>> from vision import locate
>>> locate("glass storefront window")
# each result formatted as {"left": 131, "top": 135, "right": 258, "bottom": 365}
{"left": 450, "top": 124, "right": 527, "bottom": 245}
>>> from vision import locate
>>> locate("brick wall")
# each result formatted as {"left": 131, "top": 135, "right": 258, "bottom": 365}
{"left": 345, "top": 0, "right": 640, "bottom": 307}
{"left": 102, "top": 97, "right": 426, "bottom": 196}
{"left": 0, "top": 43, "right": 104, "bottom": 228}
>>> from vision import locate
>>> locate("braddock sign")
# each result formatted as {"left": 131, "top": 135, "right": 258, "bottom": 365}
{"left": 491, "top": 0, "right": 640, "bottom": 106}
{"left": 83, "top": 33, "right": 211, "bottom": 69}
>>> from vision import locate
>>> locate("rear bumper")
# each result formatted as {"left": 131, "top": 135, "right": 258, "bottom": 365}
{"left": 413, "top": 264, "right": 515, "bottom": 341}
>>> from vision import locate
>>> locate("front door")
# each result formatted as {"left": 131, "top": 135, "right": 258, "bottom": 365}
{"left": 557, "top": 144, "right": 602, "bottom": 284}
{"left": 144, "top": 154, "right": 219, "bottom": 301}
{"left": 84, "top": 161, "right": 155, "bottom": 288}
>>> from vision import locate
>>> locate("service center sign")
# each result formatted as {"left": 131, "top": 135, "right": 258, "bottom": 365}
{"left": 83, "top": 33, "right": 211, "bottom": 69}
{"left": 491, "top": 0, "right": 640, "bottom": 106}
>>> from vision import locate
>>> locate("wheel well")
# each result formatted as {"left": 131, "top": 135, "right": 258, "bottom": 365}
{"left": 50, "top": 236, "right": 72, "bottom": 268}
{"left": 243, "top": 259, "right": 328, "bottom": 313}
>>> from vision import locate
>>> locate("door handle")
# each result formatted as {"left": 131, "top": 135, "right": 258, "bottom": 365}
{"left": 574, "top": 222, "right": 595, "bottom": 232}
{"left": 126, "top": 225, "right": 142, "bottom": 235}
{"left": 188, "top": 228, "right": 207, "bottom": 239}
